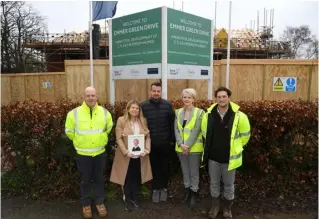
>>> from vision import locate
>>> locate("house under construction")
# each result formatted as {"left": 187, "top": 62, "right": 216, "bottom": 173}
{"left": 23, "top": 23, "right": 290, "bottom": 72}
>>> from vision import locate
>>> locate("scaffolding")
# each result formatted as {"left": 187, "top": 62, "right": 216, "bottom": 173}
{"left": 23, "top": 25, "right": 290, "bottom": 72}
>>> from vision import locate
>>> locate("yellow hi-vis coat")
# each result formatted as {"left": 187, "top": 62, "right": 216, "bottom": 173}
{"left": 175, "top": 107, "right": 204, "bottom": 153}
{"left": 65, "top": 101, "right": 113, "bottom": 156}
{"left": 201, "top": 102, "right": 251, "bottom": 170}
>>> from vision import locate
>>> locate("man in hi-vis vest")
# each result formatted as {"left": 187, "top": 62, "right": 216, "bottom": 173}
{"left": 201, "top": 87, "right": 250, "bottom": 219}
{"left": 65, "top": 87, "right": 113, "bottom": 219}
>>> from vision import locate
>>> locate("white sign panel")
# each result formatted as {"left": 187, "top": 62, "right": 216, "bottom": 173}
{"left": 273, "top": 77, "right": 297, "bottom": 92}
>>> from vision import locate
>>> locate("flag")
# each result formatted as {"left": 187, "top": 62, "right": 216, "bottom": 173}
{"left": 92, "top": 1, "right": 118, "bottom": 21}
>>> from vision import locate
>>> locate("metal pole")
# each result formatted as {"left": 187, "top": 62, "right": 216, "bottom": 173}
{"left": 257, "top": 10, "right": 259, "bottom": 32}
{"left": 214, "top": 1, "right": 217, "bottom": 30}
{"left": 208, "top": 18, "right": 214, "bottom": 99}
{"left": 89, "top": 1, "right": 94, "bottom": 87}
{"left": 105, "top": 18, "right": 107, "bottom": 59}
{"left": 161, "top": 7, "right": 168, "bottom": 99}
{"left": 108, "top": 19, "right": 115, "bottom": 105}
{"left": 226, "top": 1, "right": 232, "bottom": 88}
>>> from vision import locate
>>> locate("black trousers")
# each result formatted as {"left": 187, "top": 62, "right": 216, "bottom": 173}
{"left": 76, "top": 152, "right": 106, "bottom": 206}
{"left": 149, "top": 144, "right": 171, "bottom": 190}
{"left": 124, "top": 158, "right": 141, "bottom": 201}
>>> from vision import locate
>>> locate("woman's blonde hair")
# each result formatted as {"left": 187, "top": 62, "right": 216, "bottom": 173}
{"left": 123, "top": 100, "right": 148, "bottom": 130}
{"left": 181, "top": 88, "right": 197, "bottom": 100}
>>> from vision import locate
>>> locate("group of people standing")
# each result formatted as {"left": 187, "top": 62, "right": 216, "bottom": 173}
{"left": 65, "top": 82, "right": 251, "bottom": 219}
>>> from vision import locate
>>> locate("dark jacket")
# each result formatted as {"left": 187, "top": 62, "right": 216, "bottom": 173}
{"left": 203, "top": 105, "right": 235, "bottom": 166}
{"left": 141, "top": 98, "right": 175, "bottom": 146}
{"left": 207, "top": 106, "right": 234, "bottom": 163}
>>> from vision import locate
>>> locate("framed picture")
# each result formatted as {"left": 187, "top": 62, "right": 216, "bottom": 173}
{"left": 128, "top": 134, "right": 145, "bottom": 156}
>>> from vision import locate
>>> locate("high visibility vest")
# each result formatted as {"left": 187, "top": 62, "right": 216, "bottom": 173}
{"left": 175, "top": 107, "right": 204, "bottom": 153}
{"left": 65, "top": 102, "right": 113, "bottom": 156}
{"left": 201, "top": 102, "right": 251, "bottom": 170}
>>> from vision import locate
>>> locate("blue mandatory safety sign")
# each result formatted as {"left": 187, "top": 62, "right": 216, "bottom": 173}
{"left": 285, "top": 77, "right": 296, "bottom": 92}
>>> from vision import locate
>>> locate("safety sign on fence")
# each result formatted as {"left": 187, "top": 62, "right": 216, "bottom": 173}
{"left": 273, "top": 77, "right": 297, "bottom": 92}
{"left": 42, "top": 82, "right": 51, "bottom": 89}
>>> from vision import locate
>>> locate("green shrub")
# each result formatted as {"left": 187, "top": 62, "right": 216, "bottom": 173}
{"left": 1, "top": 99, "right": 317, "bottom": 201}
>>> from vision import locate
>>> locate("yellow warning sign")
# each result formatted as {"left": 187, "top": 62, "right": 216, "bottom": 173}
{"left": 274, "top": 78, "right": 283, "bottom": 86}
{"left": 273, "top": 77, "right": 284, "bottom": 91}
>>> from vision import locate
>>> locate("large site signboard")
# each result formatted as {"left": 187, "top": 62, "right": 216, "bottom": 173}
{"left": 110, "top": 7, "right": 212, "bottom": 80}
{"left": 167, "top": 8, "right": 212, "bottom": 79}
{"left": 111, "top": 8, "right": 162, "bottom": 79}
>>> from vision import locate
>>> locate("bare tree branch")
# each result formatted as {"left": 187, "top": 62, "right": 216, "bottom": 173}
{"left": 1, "top": 1, "right": 47, "bottom": 73}
{"left": 281, "top": 25, "right": 313, "bottom": 59}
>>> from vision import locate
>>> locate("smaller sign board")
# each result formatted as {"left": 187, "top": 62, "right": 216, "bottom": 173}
{"left": 273, "top": 77, "right": 297, "bottom": 92}
{"left": 42, "top": 82, "right": 51, "bottom": 89}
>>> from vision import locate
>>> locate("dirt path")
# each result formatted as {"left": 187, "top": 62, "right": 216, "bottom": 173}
{"left": 1, "top": 197, "right": 317, "bottom": 219}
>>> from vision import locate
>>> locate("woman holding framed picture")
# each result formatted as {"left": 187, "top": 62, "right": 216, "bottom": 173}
{"left": 110, "top": 100, "right": 152, "bottom": 211}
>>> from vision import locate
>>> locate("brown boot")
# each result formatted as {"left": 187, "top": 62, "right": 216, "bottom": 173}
{"left": 208, "top": 197, "right": 220, "bottom": 219}
{"left": 222, "top": 199, "right": 233, "bottom": 219}
{"left": 82, "top": 205, "right": 92, "bottom": 219}
{"left": 96, "top": 203, "right": 107, "bottom": 217}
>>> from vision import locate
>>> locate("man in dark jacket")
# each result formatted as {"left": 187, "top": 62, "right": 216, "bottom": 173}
{"left": 141, "top": 82, "right": 175, "bottom": 203}
{"left": 201, "top": 87, "right": 251, "bottom": 219}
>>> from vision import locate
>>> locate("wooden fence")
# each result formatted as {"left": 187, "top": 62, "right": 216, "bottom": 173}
{"left": 1, "top": 59, "right": 318, "bottom": 105}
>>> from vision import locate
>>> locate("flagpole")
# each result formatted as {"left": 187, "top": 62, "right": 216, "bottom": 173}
{"left": 208, "top": 2, "right": 215, "bottom": 100}
{"left": 105, "top": 18, "right": 107, "bottom": 59}
{"left": 226, "top": 1, "right": 232, "bottom": 88}
{"left": 108, "top": 19, "right": 115, "bottom": 105}
{"left": 89, "top": 1, "right": 94, "bottom": 87}
{"left": 215, "top": 1, "right": 217, "bottom": 30}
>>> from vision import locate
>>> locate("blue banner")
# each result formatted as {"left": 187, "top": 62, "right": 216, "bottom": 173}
{"left": 92, "top": 1, "right": 118, "bottom": 21}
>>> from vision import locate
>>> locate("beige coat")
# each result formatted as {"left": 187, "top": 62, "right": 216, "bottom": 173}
{"left": 110, "top": 116, "right": 152, "bottom": 185}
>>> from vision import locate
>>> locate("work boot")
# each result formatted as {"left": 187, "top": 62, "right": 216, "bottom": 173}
{"left": 222, "top": 199, "right": 234, "bottom": 219}
{"left": 188, "top": 190, "right": 197, "bottom": 208}
{"left": 96, "top": 203, "right": 107, "bottom": 217}
{"left": 182, "top": 187, "right": 190, "bottom": 203}
{"left": 82, "top": 205, "right": 92, "bottom": 219}
{"left": 152, "top": 190, "right": 160, "bottom": 203}
{"left": 208, "top": 197, "right": 220, "bottom": 219}
{"left": 124, "top": 200, "right": 134, "bottom": 211}
{"left": 130, "top": 199, "right": 141, "bottom": 208}
{"left": 160, "top": 188, "right": 168, "bottom": 202}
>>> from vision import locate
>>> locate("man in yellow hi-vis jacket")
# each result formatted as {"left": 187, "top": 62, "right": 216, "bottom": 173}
{"left": 65, "top": 87, "right": 113, "bottom": 219}
{"left": 201, "top": 87, "right": 250, "bottom": 219}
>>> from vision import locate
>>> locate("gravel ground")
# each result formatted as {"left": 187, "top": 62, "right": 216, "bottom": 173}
{"left": 1, "top": 196, "right": 317, "bottom": 219}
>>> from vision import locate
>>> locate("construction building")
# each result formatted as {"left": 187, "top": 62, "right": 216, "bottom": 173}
{"left": 23, "top": 24, "right": 290, "bottom": 72}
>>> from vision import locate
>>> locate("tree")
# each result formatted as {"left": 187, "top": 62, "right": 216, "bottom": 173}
{"left": 305, "top": 36, "right": 318, "bottom": 59}
{"left": 281, "top": 25, "right": 313, "bottom": 59}
{"left": 1, "top": 1, "right": 47, "bottom": 73}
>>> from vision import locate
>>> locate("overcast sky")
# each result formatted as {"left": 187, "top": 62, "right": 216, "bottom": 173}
{"left": 30, "top": 0, "right": 318, "bottom": 39}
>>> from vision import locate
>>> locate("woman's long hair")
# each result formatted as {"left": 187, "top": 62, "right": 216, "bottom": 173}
{"left": 123, "top": 100, "right": 148, "bottom": 130}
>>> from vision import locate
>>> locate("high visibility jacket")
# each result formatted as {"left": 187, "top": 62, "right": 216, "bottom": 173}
{"left": 175, "top": 107, "right": 204, "bottom": 153}
{"left": 65, "top": 101, "right": 113, "bottom": 156}
{"left": 201, "top": 102, "right": 251, "bottom": 170}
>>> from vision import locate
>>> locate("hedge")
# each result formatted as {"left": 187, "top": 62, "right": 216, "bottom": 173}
{"left": 1, "top": 99, "right": 317, "bottom": 202}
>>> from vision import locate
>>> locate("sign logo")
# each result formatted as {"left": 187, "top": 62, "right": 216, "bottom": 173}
{"left": 130, "top": 69, "right": 140, "bottom": 76}
{"left": 187, "top": 69, "right": 195, "bottom": 75}
{"left": 169, "top": 68, "right": 180, "bottom": 75}
{"left": 201, "top": 69, "right": 208, "bottom": 76}
{"left": 114, "top": 69, "right": 123, "bottom": 76}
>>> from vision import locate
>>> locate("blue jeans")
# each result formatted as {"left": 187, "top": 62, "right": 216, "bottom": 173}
{"left": 76, "top": 152, "right": 106, "bottom": 206}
